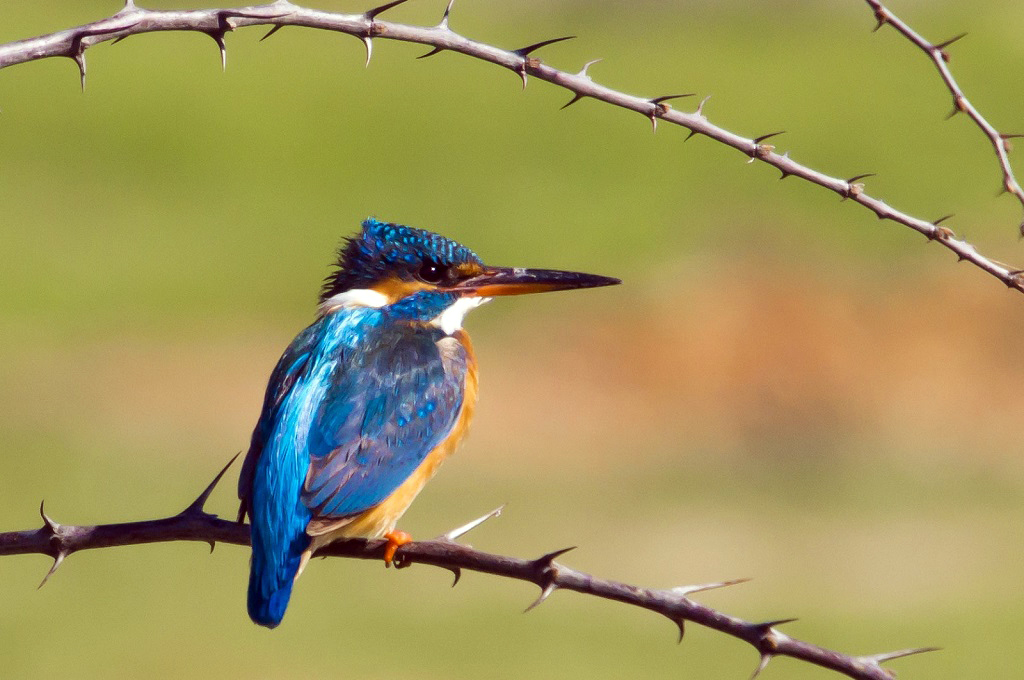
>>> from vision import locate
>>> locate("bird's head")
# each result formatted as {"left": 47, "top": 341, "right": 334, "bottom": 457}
{"left": 319, "top": 218, "right": 619, "bottom": 333}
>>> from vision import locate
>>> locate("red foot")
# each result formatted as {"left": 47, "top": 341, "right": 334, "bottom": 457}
{"left": 383, "top": 530, "right": 413, "bottom": 567}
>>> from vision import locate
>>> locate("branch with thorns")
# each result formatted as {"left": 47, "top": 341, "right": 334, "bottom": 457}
{"left": 1, "top": 2, "right": 1023, "bottom": 291}
{"left": 0, "top": 457, "right": 935, "bottom": 680}
{"left": 864, "top": 0, "right": 1024, "bottom": 233}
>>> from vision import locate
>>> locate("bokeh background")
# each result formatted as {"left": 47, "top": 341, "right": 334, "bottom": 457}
{"left": 3, "top": 1, "right": 1024, "bottom": 678}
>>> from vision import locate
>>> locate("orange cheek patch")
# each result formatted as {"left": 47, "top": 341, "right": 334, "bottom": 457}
{"left": 371, "top": 277, "right": 432, "bottom": 303}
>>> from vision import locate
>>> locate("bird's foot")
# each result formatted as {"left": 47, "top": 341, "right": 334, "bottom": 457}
{"left": 383, "top": 530, "right": 413, "bottom": 567}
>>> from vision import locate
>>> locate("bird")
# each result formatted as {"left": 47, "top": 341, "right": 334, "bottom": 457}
{"left": 236, "top": 217, "right": 620, "bottom": 628}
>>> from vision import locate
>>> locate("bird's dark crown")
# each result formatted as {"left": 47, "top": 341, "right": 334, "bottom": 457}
{"left": 320, "top": 218, "right": 484, "bottom": 303}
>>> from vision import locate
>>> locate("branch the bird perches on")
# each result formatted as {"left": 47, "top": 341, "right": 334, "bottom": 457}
{"left": 0, "top": 457, "right": 935, "bottom": 680}
{"left": 0, "top": 1, "right": 1023, "bottom": 292}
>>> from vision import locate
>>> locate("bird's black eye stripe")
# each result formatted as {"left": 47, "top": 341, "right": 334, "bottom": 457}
{"left": 417, "top": 260, "right": 448, "bottom": 284}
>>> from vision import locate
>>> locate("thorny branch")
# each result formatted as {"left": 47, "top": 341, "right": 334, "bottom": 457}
{"left": 864, "top": 0, "right": 1024, "bottom": 233}
{"left": 0, "top": 2, "right": 1023, "bottom": 291}
{"left": 0, "top": 459, "right": 935, "bottom": 680}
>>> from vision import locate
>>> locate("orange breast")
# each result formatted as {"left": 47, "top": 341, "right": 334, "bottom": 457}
{"left": 307, "top": 330, "right": 479, "bottom": 547}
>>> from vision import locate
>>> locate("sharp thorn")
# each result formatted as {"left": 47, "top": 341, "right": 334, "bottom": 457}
{"left": 182, "top": 452, "right": 241, "bottom": 517}
{"left": 39, "top": 501, "right": 60, "bottom": 533}
{"left": 650, "top": 113, "right": 658, "bottom": 133}
{"left": 1001, "top": 133, "right": 1024, "bottom": 140}
{"left": 513, "top": 35, "right": 575, "bottom": 57}
{"left": 756, "top": 617, "right": 798, "bottom": 632}
{"left": 445, "top": 566, "right": 462, "bottom": 587}
{"left": 261, "top": 24, "right": 284, "bottom": 41}
{"left": 577, "top": 58, "right": 602, "bottom": 78}
{"left": 684, "top": 129, "right": 699, "bottom": 143}
{"left": 362, "top": 36, "right": 373, "bottom": 67}
{"left": 365, "top": 0, "right": 412, "bottom": 21}
{"left": 560, "top": 93, "right": 585, "bottom": 110}
{"left": 672, "top": 577, "right": 751, "bottom": 597}
{"left": 749, "top": 653, "right": 773, "bottom": 680}
{"left": 417, "top": 46, "right": 445, "bottom": 59}
{"left": 695, "top": 94, "right": 711, "bottom": 116}
{"left": 39, "top": 551, "right": 67, "bottom": 589}
{"left": 72, "top": 52, "right": 86, "bottom": 92}
{"left": 753, "top": 131, "right": 785, "bottom": 145}
{"left": 207, "top": 32, "right": 227, "bottom": 71}
{"left": 123, "top": 0, "right": 137, "bottom": 9}
{"left": 524, "top": 581, "right": 558, "bottom": 612}
{"left": 861, "top": 647, "right": 942, "bottom": 665}
{"left": 846, "top": 172, "right": 875, "bottom": 183}
{"left": 111, "top": 35, "right": 127, "bottom": 45}
{"left": 519, "top": 65, "right": 528, "bottom": 90}
{"left": 439, "top": 504, "right": 505, "bottom": 541}
{"left": 650, "top": 93, "right": 694, "bottom": 105}
{"left": 934, "top": 32, "right": 967, "bottom": 52}
{"left": 872, "top": 8, "right": 889, "bottom": 32}
{"left": 438, "top": 0, "right": 455, "bottom": 29}
{"left": 535, "top": 546, "right": 576, "bottom": 566}
{"left": 672, "top": 617, "right": 686, "bottom": 643}
{"left": 933, "top": 214, "right": 954, "bottom": 225}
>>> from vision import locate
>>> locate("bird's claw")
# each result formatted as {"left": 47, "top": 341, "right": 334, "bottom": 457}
{"left": 383, "top": 529, "right": 413, "bottom": 567}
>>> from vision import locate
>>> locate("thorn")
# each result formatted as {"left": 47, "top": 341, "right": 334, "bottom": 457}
{"left": 38, "top": 551, "right": 67, "bottom": 589}
{"left": 684, "top": 129, "right": 699, "bottom": 143}
{"left": 577, "top": 58, "right": 602, "bottom": 78}
{"left": 417, "top": 46, "right": 445, "bottom": 59}
{"left": 672, "top": 577, "right": 751, "bottom": 597}
{"left": 513, "top": 36, "right": 575, "bottom": 58}
{"left": 779, "top": 169, "right": 791, "bottom": 180}
{"left": 561, "top": 93, "right": 585, "bottom": 110}
{"left": 933, "top": 214, "right": 954, "bottom": 225}
{"left": 669, "top": 616, "right": 686, "bottom": 643}
{"left": 39, "top": 501, "right": 60, "bottom": 534}
{"left": 365, "top": 0, "right": 412, "bottom": 20}
{"left": 111, "top": 35, "right": 128, "bottom": 45}
{"left": 649, "top": 94, "right": 695, "bottom": 132}
{"left": 753, "top": 131, "right": 785, "bottom": 145}
{"left": 438, "top": 0, "right": 455, "bottom": 30}
{"left": 946, "top": 94, "right": 966, "bottom": 119}
{"left": 695, "top": 94, "right": 711, "bottom": 117}
{"left": 524, "top": 581, "right": 558, "bottom": 612}
{"left": 362, "top": 36, "right": 373, "bottom": 67}
{"left": 847, "top": 172, "right": 875, "bottom": 184}
{"left": 439, "top": 505, "right": 505, "bottom": 542}
{"left": 181, "top": 452, "right": 241, "bottom": 518}
{"left": 123, "top": 0, "right": 137, "bottom": 9}
{"left": 444, "top": 566, "right": 462, "bottom": 587}
{"left": 207, "top": 31, "right": 227, "bottom": 71}
{"left": 756, "top": 617, "right": 799, "bottom": 631}
{"left": 860, "top": 647, "right": 941, "bottom": 665}
{"left": 73, "top": 52, "right": 86, "bottom": 91}
{"left": 261, "top": 25, "right": 284, "bottom": 41}
{"left": 934, "top": 32, "right": 967, "bottom": 61}
{"left": 872, "top": 7, "right": 889, "bottom": 32}
{"left": 750, "top": 653, "right": 773, "bottom": 680}
{"left": 534, "top": 546, "right": 576, "bottom": 566}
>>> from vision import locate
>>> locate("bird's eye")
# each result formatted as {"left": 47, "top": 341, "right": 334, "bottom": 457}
{"left": 417, "top": 261, "right": 448, "bottom": 284}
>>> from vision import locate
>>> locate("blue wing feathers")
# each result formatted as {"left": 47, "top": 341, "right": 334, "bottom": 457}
{"left": 238, "top": 308, "right": 469, "bottom": 627}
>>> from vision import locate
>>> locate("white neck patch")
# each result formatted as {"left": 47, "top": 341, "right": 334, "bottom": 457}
{"left": 432, "top": 296, "right": 491, "bottom": 335}
{"left": 318, "top": 288, "right": 389, "bottom": 315}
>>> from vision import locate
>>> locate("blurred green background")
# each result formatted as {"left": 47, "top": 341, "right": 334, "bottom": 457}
{"left": 3, "top": 1, "right": 1024, "bottom": 678}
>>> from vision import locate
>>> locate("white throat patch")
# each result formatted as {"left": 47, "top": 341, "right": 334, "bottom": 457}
{"left": 318, "top": 288, "right": 389, "bottom": 315}
{"left": 432, "top": 296, "right": 491, "bottom": 335}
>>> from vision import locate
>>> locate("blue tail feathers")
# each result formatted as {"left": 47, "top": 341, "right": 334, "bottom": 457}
{"left": 247, "top": 527, "right": 311, "bottom": 628}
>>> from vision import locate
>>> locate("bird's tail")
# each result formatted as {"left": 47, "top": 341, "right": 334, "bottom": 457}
{"left": 247, "top": 525, "right": 311, "bottom": 628}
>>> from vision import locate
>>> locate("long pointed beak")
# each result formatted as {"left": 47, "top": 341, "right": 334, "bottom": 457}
{"left": 449, "top": 266, "right": 620, "bottom": 297}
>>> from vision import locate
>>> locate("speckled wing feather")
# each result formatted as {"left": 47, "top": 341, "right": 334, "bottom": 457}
{"left": 301, "top": 323, "right": 469, "bottom": 519}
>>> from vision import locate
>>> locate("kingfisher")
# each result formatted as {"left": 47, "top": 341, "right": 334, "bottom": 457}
{"left": 236, "top": 218, "right": 619, "bottom": 627}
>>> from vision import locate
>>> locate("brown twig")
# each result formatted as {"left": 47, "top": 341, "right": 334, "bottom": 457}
{"left": 865, "top": 0, "right": 1024, "bottom": 233}
{"left": 0, "top": 2, "right": 1023, "bottom": 292}
{"left": 0, "top": 458, "right": 935, "bottom": 680}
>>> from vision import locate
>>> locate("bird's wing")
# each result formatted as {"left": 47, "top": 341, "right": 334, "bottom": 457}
{"left": 301, "top": 327, "right": 469, "bottom": 519}
{"left": 236, "top": 321, "right": 323, "bottom": 522}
